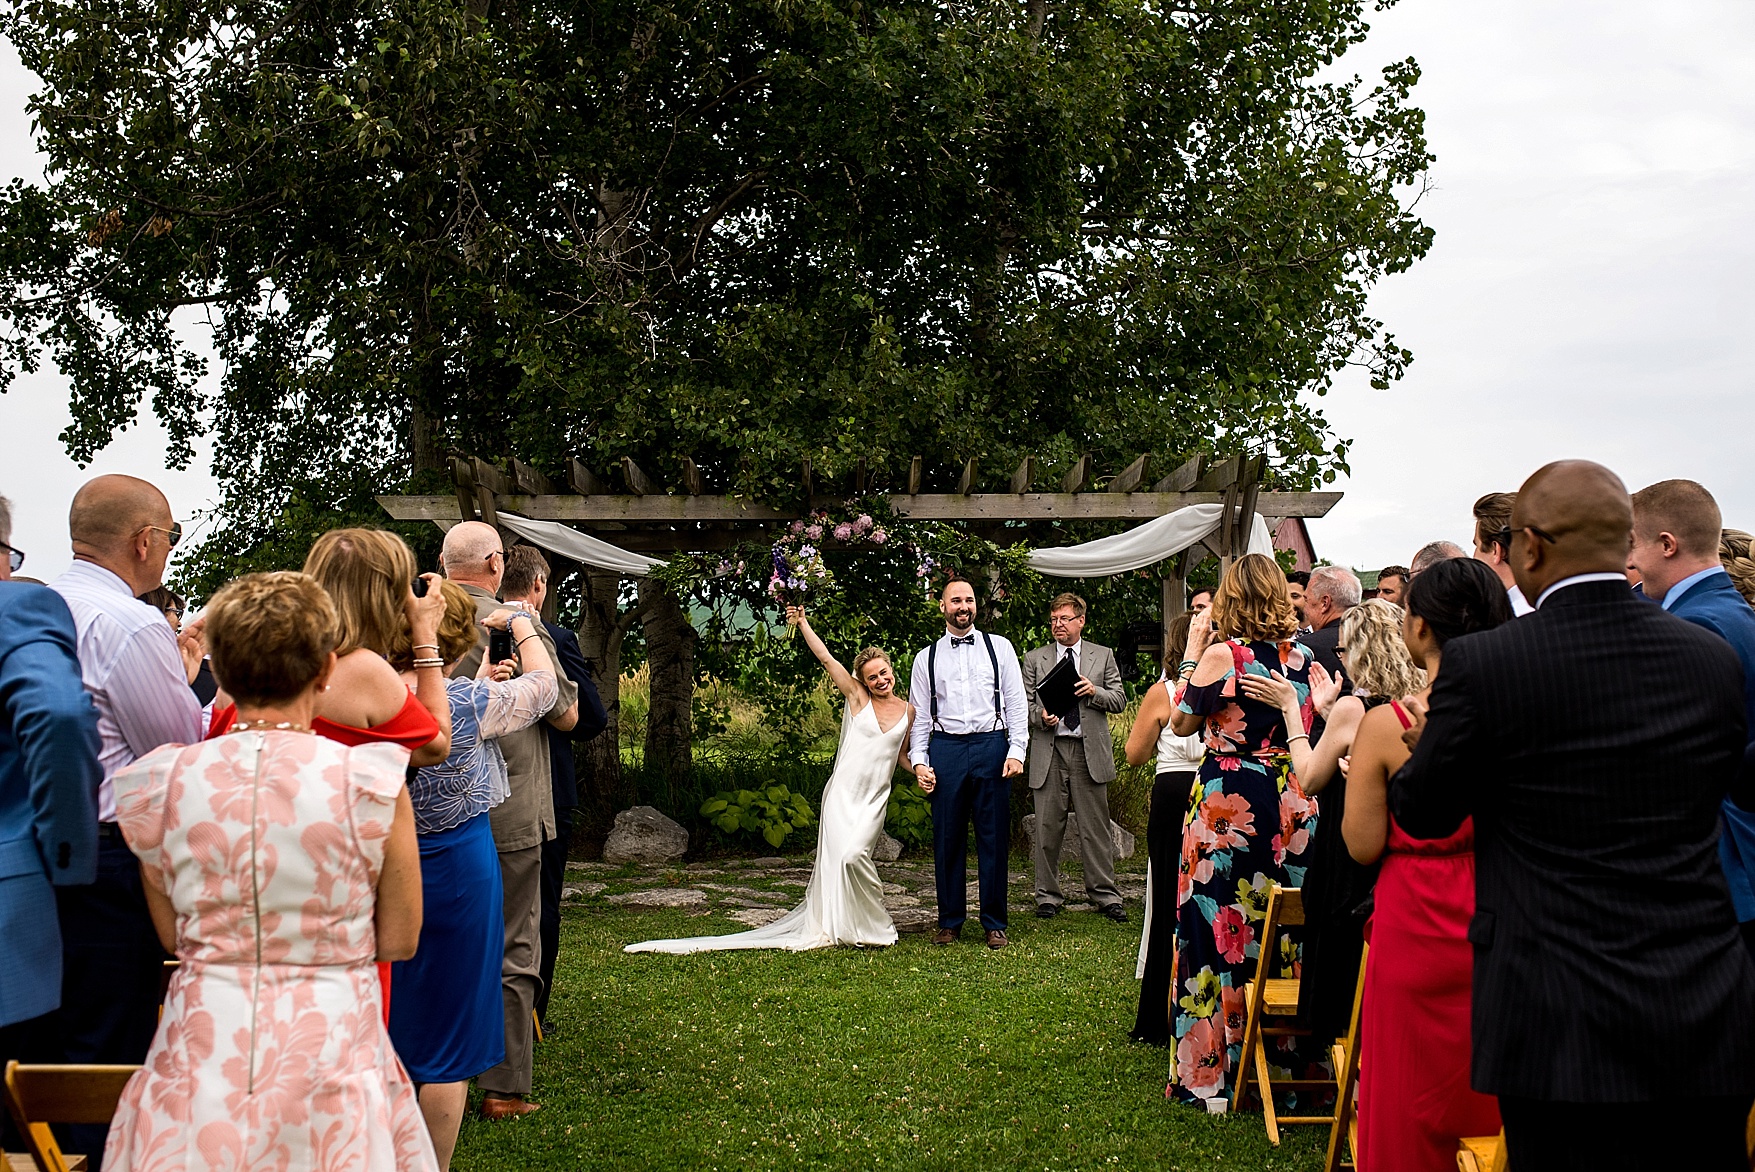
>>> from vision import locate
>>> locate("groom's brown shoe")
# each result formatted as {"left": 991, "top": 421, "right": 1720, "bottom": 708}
{"left": 986, "top": 930, "right": 1008, "bottom": 950}
{"left": 933, "top": 927, "right": 960, "bottom": 945}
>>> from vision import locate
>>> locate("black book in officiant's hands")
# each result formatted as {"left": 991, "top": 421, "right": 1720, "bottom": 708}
{"left": 1037, "top": 653, "right": 1081, "bottom": 720}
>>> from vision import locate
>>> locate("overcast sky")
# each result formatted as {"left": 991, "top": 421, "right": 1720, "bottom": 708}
{"left": 2, "top": 0, "right": 1752, "bottom": 582}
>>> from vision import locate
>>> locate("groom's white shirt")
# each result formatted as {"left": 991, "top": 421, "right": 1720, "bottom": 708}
{"left": 908, "top": 626, "right": 1029, "bottom": 768}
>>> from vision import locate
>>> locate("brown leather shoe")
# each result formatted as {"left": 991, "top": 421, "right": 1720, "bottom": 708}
{"left": 933, "top": 927, "right": 960, "bottom": 946}
{"left": 986, "top": 930, "right": 1008, "bottom": 950}
{"left": 480, "top": 1094, "right": 541, "bottom": 1120}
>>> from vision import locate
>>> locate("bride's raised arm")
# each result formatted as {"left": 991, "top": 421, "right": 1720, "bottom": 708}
{"left": 787, "top": 607, "right": 861, "bottom": 700}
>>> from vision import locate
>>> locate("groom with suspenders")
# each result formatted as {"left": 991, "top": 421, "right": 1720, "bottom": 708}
{"left": 909, "top": 578, "right": 1028, "bottom": 949}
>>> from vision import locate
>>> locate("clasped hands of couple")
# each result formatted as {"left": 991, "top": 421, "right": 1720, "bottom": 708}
{"left": 781, "top": 603, "right": 1023, "bottom": 797}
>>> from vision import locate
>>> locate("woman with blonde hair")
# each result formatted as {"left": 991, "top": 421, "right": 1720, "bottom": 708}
{"left": 106, "top": 572, "right": 438, "bottom": 1170}
{"left": 1721, "top": 529, "right": 1755, "bottom": 607}
{"left": 1163, "top": 552, "right": 1325, "bottom": 1106}
{"left": 627, "top": 606, "right": 918, "bottom": 954}
{"left": 1244, "top": 597, "right": 1422, "bottom": 1041}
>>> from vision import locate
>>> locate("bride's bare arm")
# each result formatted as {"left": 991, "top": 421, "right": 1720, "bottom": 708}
{"left": 897, "top": 704, "right": 920, "bottom": 775}
{"left": 787, "top": 606, "right": 860, "bottom": 700}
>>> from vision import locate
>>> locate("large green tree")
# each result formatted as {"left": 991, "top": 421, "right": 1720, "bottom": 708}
{"left": 0, "top": 0, "right": 1431, "bottom": 830}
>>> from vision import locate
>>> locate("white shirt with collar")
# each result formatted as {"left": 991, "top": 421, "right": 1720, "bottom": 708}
{"left": 1507, "top": 584, "right": 1535, "bottom": 616}
{"left": 51, "top": 560, "right": 203, "bottom": 821}
{"left": 1534, "top": 572, "right": 1634, "bottom": 609}
{"left": 908, "top": 627, "right": 1028, "bottom": 767}
{"left": 1661, "top": 565, "right": 1729, "bottom": 611}
{"left": 1053, "top": 639, "right": 1083, "bottom": 738}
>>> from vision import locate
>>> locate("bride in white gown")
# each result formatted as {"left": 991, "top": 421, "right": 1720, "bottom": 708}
{"left": 625, "top": 608, "right": 919, "bottom": 954}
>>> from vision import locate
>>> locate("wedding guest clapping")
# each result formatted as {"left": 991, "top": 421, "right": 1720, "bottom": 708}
{"left": 1340, "top": 557, "right": 1509, "bottom": 1171}
{"left": 1164, "top": 553, "right": 1322, "bottom": 1107}
{"left": 1124, "top": 612, "right": 1204, "bottom": 1046}
{"left": 105, "top": 571, "right": 437, "bottom": 1170}
{"left": 389, "top": 581, "right": 558, "bottom": 1170}
{"left": 1242, "top": 598, "right": 1420, "bottom": 1043}
{"left": 1392, "top": 460, "right": 1755, "bottom": 1168}
{"left": 1022, "top": 593, "right": 1128, "bottom": 922}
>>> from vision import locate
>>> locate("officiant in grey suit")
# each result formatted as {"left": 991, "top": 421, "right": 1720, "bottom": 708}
{"left": 1023, "top": 593, "right": 1128, "bottom": 921}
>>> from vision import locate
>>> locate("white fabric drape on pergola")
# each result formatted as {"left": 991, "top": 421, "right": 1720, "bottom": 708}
{"left": 496, "top": 502, "right": 1274, "bottom": 578}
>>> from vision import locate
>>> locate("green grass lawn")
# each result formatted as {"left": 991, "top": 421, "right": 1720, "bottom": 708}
{"left": 448, "top": 855, "right": 1329, "bottom": 1171}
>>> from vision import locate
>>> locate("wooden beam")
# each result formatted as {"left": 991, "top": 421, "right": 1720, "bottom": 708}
{"left": 956, "top": 457, "right": 977, "bottom": 496}
{"left": 907, "top": 456, "right": 923, "bottom": 495}
{"left": 1109, "top": 454, "right": 1149, "bottom": 495}
{"left": 1062, "top": 455, "right": 1091, "bottom": 494}
{"left": 682, "top": 457, "right": 706, "bottom": 496}
{"left": 802, "top": 458, "right": 814, "bottom": 501}
{"left": 1008, "top": 456, "right": 1035, "bottom": 494}
{"left": 621, "top": 457, "right": 655, "bottom": 496}
{"left": 377, "top": 489, "right": 1342, "bottom": 524}
{"left": 450, "top": 457, "right": 480, "bottom": 524}
{"left": 1153, "top": 454, "right": 1203, "bottom": 493}
{"left": 1194, "top": 454, "right": 1241, "bottom": 493}
{"left": 569, "top": 459, "right": 606, "bottom": 495}
{"left": 511, "top": 457, "right": 555, "bottom": 496}
{"left": 469, "top": 457, "right": 516, "bottom": 497}
{"left": 855, "top": 458, "right": 868, "bottom": 495}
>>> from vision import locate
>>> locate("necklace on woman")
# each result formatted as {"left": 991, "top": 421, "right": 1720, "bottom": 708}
{"left": 230, "top": 719, "right": 312, "bottom": 734}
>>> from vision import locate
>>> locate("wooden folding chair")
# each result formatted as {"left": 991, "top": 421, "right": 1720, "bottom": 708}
{"left": 1231, "top": 885, "right": 1337, "bottom": 1143}
{"left": 3, "top": 1061, "right": 139, "bottom": 1172}
{"left": 1456, "top": 1129, "right": 1506, "bottom": 1172}
{"left": 1323, "top": 942, "right": 1367, "bottom": 1172}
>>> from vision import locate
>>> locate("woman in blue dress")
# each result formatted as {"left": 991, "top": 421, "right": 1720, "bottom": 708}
{"left": 1165, "top": 553, "right": 1322, "bottom": 1106}
{"left": 388, "top": 581, "right": 557, "bottom": 1169}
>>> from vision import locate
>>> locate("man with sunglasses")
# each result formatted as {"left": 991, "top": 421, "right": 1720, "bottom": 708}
{"left": 47, "top": 475, "right": 202, "bottom": 1158}
{"left": 0, "top": 493, "right": 102, "bottom": 1152}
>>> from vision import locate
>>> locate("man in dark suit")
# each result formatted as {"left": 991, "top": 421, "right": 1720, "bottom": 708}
{"left": 1391, "top": 460, "right": 1755, "bottom": 1169}
{"left": 1630, "top": 479, "right": 1755, "bottom": 961}
{"left": 1299, "top": 564, "right": 1358, "bottom": 687}
{"left": 500, "top": 547, "right": 608, "bottom": 1033}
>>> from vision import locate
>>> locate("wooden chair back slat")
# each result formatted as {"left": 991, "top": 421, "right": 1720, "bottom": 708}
{"left": 4, "top": 1062, "right": 139, "bottom": 1172}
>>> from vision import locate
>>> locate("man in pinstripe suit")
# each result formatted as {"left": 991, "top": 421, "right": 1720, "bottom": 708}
{"left": 1391, "top": 460, "right": 1755, "bottom": 1170}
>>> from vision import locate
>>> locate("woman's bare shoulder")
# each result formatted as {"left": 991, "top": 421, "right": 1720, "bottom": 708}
{"left": 319, "top": 650, "right": 408, "bottom": 725}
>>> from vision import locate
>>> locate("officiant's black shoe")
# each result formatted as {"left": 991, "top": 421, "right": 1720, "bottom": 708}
{"left": 1036, "top": 904, "right": 1061, "bottom": 919}
{"left": 933, "top": 927, "right": 960, "bottom": 946}
{"left": 1100, "top": 904, "right": 1129, "bottom": 923}
{"left": 985, "top": 930, "right": 1008, "bottom": 950}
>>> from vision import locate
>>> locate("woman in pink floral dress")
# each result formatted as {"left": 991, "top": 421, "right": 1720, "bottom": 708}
{"left": 1164, "top": 553, "right": 1322, "bottom": 1107}
{"left": 105, "top": 571, "right": 438, "bottom": 1171}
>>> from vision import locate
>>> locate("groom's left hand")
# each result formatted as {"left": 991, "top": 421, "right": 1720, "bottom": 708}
{"left": 1003, "top": 757, "right": 1023, "bottom": 778}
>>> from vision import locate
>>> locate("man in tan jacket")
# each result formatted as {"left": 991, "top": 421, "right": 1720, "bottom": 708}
{"left": 1021, "top": 592, "right": 1128, "bottom": 922}
{"left": 443, "top": 522, "right": 579, "bottom": 1119}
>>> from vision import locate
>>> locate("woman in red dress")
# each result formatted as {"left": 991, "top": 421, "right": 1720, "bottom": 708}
{"left": 1343, "top": 556, "right": 1512, "bottom": 1171}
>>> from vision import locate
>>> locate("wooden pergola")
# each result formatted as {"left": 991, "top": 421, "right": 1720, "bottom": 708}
{"left": 378, "top": 450, "right": 1341, "bottom": 644}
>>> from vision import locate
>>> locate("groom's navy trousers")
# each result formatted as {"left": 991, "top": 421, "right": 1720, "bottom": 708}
{"left": 929, "top": 729, "right": 1010, "bottom": 933}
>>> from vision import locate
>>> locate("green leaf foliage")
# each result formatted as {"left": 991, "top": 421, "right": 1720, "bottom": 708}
{"left": 699, "top": 783, "right": 817, "bottom": 851}
{"left": 0, "top": 0, "right": 1431, "bottom": 593}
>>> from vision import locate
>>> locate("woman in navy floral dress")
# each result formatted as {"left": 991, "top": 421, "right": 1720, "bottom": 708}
{"left": 1165, "top": 553, "right": 1321, "bottom": 1106}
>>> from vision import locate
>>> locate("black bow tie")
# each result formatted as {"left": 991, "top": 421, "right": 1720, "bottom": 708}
{"left": 950, "top": 634, "right": 976, "bottom": 647}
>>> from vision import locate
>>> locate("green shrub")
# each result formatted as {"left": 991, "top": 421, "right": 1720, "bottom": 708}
{"left": 701, "top": 785, "right": 817, "bottom": 849}
{"left": 884, "top": 780, "right": 933, "bottom": 850}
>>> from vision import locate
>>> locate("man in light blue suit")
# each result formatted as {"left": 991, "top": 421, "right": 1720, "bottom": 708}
{"left": 1631, "top": 480, "right": 1755, "bottom": 959}
{"left": 0, "top": 493, "right": 101, "bottom": 1056}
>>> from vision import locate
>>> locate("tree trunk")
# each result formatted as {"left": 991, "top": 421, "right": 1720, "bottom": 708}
{"left": 574, "top": 569, "right": 632, "bottom": 851}
{"left": 638, "top": 578, "right": 697, "bottom": 800}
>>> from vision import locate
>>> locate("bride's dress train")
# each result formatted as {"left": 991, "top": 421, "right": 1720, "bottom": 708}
{"left": 625, "top": 701, "right": 908, "bottom": 954}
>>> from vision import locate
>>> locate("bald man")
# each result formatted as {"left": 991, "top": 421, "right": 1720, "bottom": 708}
{"left": 49, "top": 475, "right": 202, "bottom": 1160}
{"left": 1390, "top": 460, "right": 1755, "bottom": 1169}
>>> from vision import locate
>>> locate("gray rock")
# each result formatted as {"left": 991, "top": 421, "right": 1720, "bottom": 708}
{"left": 1020, "top": 813, "right": 1137, "bottom": 861}
{"left": 606, "top": 888, "right": 707, "bottom": 909}
{"left": 882, "top": 894, "right": 920, "bottom": 910}
{"left": 890, "top": 907, "right": 937, "bottom": 933}
{"left": 566, "top": 860, "right": 616, "bottom": 872}
{"left": 746, "top": 857, "right": 787, "bottom": 868}
{"left": 698, "top": 883, "right": 787, "bottom": 901}
{"left": 602, "top": 806, "right": 690, "bottom": 864}
{"left": 720, "top": 896, "right": 793, "bottom": 909}
{"left": 880, "top": 882, "right": 906, "bottom": 895}
{"left": 560, "top": 882, "right": 605, "bottom": 900}
{"left": 873, "top": 831, "right": 904, "bottom": 862}
{"left": 727, "top": 908, "right": 790, "bottom": 927}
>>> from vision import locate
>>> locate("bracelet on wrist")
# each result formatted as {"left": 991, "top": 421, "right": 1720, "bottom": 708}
{"left": 516, "top": 634, "right": 542, "bottom": 648}
{"left": 412, "top": 657, "right": 445, "bottom": 669}
{"left": 413, "top": 643, "right": 439, "bottom": 652}
{"left": 1287, "top": 732, "right": 1310, "bottom": 745}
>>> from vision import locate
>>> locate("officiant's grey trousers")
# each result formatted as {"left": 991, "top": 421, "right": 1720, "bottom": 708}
{"left": 1032, "top": 739, "right": 1122, "bottom": 911}
{"left": 479, "top": 843, "right": 542, "bottom": 1097}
